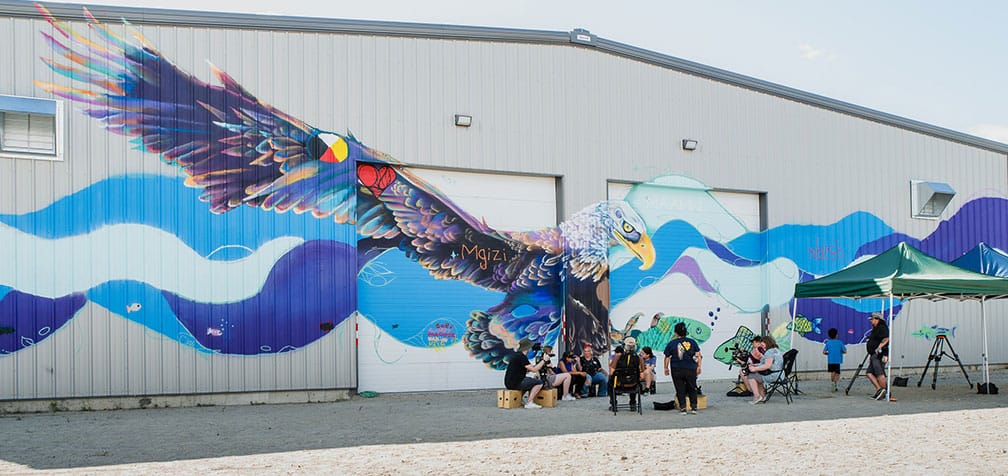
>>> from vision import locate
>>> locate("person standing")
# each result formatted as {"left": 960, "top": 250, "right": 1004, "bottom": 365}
{"left": 866, "top": 312, "right": 890, "bottom": 400}
{"left": 663, "top": 322, "right": 703, "bottom": 415}
{"left": 822, "top": 328, "right": 847, "bottom": 392}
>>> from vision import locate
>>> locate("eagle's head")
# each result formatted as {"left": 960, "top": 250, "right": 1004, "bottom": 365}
{"left": 604, "top": 201, "right": 655, "bottom": 271}
{"left": 561, "top": 200, "right": 655, "bottom": 281}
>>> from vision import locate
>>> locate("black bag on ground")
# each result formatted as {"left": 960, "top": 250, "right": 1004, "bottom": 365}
{"left": 893, "top": 376, "right": 908, "bottom": 387}
{"left": 978, "top": 382, "right": 999, "bottom": 394}
{"left": 653, "top": 399, "right": 677, "bottom": 411}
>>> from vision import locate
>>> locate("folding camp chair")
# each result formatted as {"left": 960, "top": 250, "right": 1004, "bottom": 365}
{"left": 764, "top": 349, "right": 798, "bottom": 404}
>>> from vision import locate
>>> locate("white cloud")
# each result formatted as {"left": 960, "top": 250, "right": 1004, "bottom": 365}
{"left": 967, "top": 124, "right": 1008, "bottom": 144}
{"left": 798, "top": 43, "right": 835, "bottom": 61}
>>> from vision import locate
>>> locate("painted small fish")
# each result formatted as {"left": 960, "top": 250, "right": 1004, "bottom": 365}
{"left": 320, "top": 321, "right": 335, "bottom": 332}
{"left": 912, "top": 325, "right": 956, "bottom": 340}
{"left": 787, "top": 314, "right": 822, "bottom": 336}
{"left": 126, "top": 303, "right": 142, "bottom": 313}
{"left": 713, "top": 325, "right": 756, "bottom": 365}
{"left": 206, "top": 327, "right": 223, "bottom": 337}
{"left": 0, "top": 326, "right": 14, "bottom": 335}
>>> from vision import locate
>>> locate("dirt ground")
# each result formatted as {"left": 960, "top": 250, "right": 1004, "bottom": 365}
{"left": 2, "top": 369, "right": 1006, "bottom": 474}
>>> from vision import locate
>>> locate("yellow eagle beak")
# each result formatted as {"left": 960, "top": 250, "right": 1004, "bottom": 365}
{"left": 616, "top": 232, "right": 655, "bottom": 271}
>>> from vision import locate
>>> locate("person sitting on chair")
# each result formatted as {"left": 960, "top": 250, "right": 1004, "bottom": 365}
{"left": 745, "top": 335, "right": 783, "bottom": 404}
{"left": 539, "top": 345, "right": 575, "bottom": 401}
{"left": 558, "top": 351, "right": 587, "bottom": 399}
{"left": 609, "top": 337, "right": 645, "bottom": 411}
{"left": 579, "top": 345, "right": 608, "bottom": 397}
{"left": 640, "top": 346, "right": 658, "bottom": 395}
{"left": 503, "top": 339, "right": 550, "bottom": 409}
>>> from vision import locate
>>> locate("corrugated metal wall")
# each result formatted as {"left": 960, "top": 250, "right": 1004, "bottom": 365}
{"left": 1, "top": 7, "right": 1005, "bottom": 398}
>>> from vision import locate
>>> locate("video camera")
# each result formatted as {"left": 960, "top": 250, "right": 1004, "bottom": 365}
{"left": 728, "top": 344, "right": 751, "bottom": 375}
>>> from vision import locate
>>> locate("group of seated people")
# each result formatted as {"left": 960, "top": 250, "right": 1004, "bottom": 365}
{"left": 735, "top": 334, "right": 785, "bottom": 404}
{"left": 503, "top": 336, "right": 659, "bottom": 409}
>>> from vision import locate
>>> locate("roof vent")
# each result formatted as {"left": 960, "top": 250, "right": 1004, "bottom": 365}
{"left": 911, "top": 180, "right": 955, "bottom": 219}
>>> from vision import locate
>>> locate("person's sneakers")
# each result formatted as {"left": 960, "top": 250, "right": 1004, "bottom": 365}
{"left": 680, "top": 409, "right": 688, "bottom": 415}
{"left": 562, "top": 394, "right": 576, "bottom": 402}
{"left": 832, "top": 382, "right": 838, "bottom": 392}
{"left": 875, "top": 388, "right": 887, "bottom": 400}
{"left": 525, "top": 401, "right": 542, "bottom": 409}
{"left": 689, "top": 409, "right": 697, "bottom": 415}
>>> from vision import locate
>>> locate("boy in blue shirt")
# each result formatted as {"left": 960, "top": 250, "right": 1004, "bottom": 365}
{"left": 822, "top": 328, "right": 847, "bottom": 392}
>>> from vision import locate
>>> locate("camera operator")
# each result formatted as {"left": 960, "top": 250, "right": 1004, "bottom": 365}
{"left": 503, "top": 339, "right": 550, "bottom": 409}
{"left": 866, "top": 312, "right": 890, "bottom": 400}
{"left": 745, "top": 335, "right": 782, "bottom": 404}
{"left": 538, "top": 345, "right": 574, "bottom": 401}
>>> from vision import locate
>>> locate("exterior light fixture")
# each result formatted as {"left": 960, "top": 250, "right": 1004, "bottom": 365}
{"left": 454, "top": 114, "right": 472, "bottom": 127}
{"left": 681, "top": 139, "right": 698, "bottom": 151}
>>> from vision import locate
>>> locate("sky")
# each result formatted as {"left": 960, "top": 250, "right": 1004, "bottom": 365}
{"left": 46, "top": 0, "right": 1008, "bottom": 144}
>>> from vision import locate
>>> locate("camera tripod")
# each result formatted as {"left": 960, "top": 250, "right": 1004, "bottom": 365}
{"left": 917, "top": 334, "right": 972, "bottom": 390}
{"left": 844, "top": 353, "right": 870, "bottom": 395}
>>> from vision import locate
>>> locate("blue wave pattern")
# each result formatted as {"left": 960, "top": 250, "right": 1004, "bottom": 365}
{"left": 611, "top": 198, "right": 1007, "bottom": 345}
{"left": 0, "top": 174, "right": 352, "bottom": 259}
{"left": 0, "top": 175, "right": 356, "bottom": 355}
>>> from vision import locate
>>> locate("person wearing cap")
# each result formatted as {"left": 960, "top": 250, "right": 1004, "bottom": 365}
{"left": 503, "top": 339, "right": 550, "bottom": 409}
{"left": 866, "top": 312, "right": 890, "bottom": 400}
{"left": 664, "top": 322, "right": 703, "bottom": 414}
{"left": 609, "top": 337, "right": 646, "bottom": 411}
{"left": 579, "top": 345, "right": 608, "bottom": 397}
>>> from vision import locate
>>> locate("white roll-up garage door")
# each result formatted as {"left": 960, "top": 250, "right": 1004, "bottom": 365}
{"left": 357, "top": 168, "right": 557, "bottom": 393}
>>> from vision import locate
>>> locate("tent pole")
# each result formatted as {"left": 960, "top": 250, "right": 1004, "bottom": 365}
{"left": 886, "top": 293, "right": 893, "bottom": 402}
{"left": 982, "top": 297, "right": 990, "bottom": 388}
{"left": 790, "top": 299, "right": 798, "bottom": 350}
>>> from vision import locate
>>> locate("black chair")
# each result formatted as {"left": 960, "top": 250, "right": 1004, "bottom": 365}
{"left": 764, "top": 349, "right": 798, "bottom": 404}
{"left": 609, "top": 366, "right": 644, "bottom": 415}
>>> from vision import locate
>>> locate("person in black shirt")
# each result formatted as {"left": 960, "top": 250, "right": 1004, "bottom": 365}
{"left": 504, "top": 339, "right": 549, "bottom": 408}
{"left": 865, "top": 312, "right": 890, "bottom": 400}
{"left": 579, "top": 345, "right": 608, "bottom": 397}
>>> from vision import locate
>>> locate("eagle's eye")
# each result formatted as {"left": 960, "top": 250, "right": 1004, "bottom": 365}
{"left": 622, "top": 222, "right": 634, "bottom": 234}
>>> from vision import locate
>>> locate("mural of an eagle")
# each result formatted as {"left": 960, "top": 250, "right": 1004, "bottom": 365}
{"left": 33, "top": 6, "right": 655, "bottom": 367}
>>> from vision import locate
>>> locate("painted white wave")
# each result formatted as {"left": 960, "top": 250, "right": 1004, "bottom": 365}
{"left": 682, "top": 247, "right": 800, "bottom": 312}
{"left": 0, "top": 222, "right": 303, "bottom": 302}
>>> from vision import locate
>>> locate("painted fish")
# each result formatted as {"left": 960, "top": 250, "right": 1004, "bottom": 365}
{"left": 713, "top": 325, "right": 756, "bottom": 365}
{"left": 319, "top": 321, "right": 335, "bottom": 332}
{"left": 787, "top": 314, "right": 822, "bottom": 336}
{"left": 125, "top": 302, "right": 142, "bottom": 313}
{"left": 206, "top": 327, "right": 223, "bottom": 337}
{"left": 912, "top": 325, "right": 956, "bottom": 340}
{"left": 0, "top": 326, "right": 14, "bottom": 335}
{"left": 629, "top": 314, "right": 712, "bottom": 352}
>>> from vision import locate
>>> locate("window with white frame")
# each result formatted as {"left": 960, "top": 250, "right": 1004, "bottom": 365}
{"left": 0, "top": 95, "right": 63, "bottom": 160}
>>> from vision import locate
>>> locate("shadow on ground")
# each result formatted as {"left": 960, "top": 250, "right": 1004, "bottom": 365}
{"left": 2, "top": 369, "right": 1005, "bottom": 470}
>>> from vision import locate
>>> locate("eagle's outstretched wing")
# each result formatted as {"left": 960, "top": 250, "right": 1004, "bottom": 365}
{"left": 355, "top": 161, "right": 566, "bottom": 367}
{"left": 34, "top": 5, "right": 380, "bottom": 222}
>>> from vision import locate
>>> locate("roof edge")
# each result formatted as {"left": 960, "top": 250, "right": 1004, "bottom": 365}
{"left": 4, "top": 0, "right": 1007, "bottom": 155}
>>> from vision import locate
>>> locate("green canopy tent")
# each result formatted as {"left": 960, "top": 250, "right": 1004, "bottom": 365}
{"left": 793, "top": 242, "right": 1008, "bottom": 399}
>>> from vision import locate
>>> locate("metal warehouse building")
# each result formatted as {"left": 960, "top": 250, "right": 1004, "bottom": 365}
{"left": 1, "top": 1, "right": 1007, "bottom": 407}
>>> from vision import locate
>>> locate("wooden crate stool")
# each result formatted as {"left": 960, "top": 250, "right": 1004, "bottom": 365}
{"left": 533, "top": 388, "right": 557, "bottom": 408}
{"left": 497, "top": 389, "right": 524, "bottom": 409}
{"left": 673, "top": 394, "right": 708, "bottom": 410}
